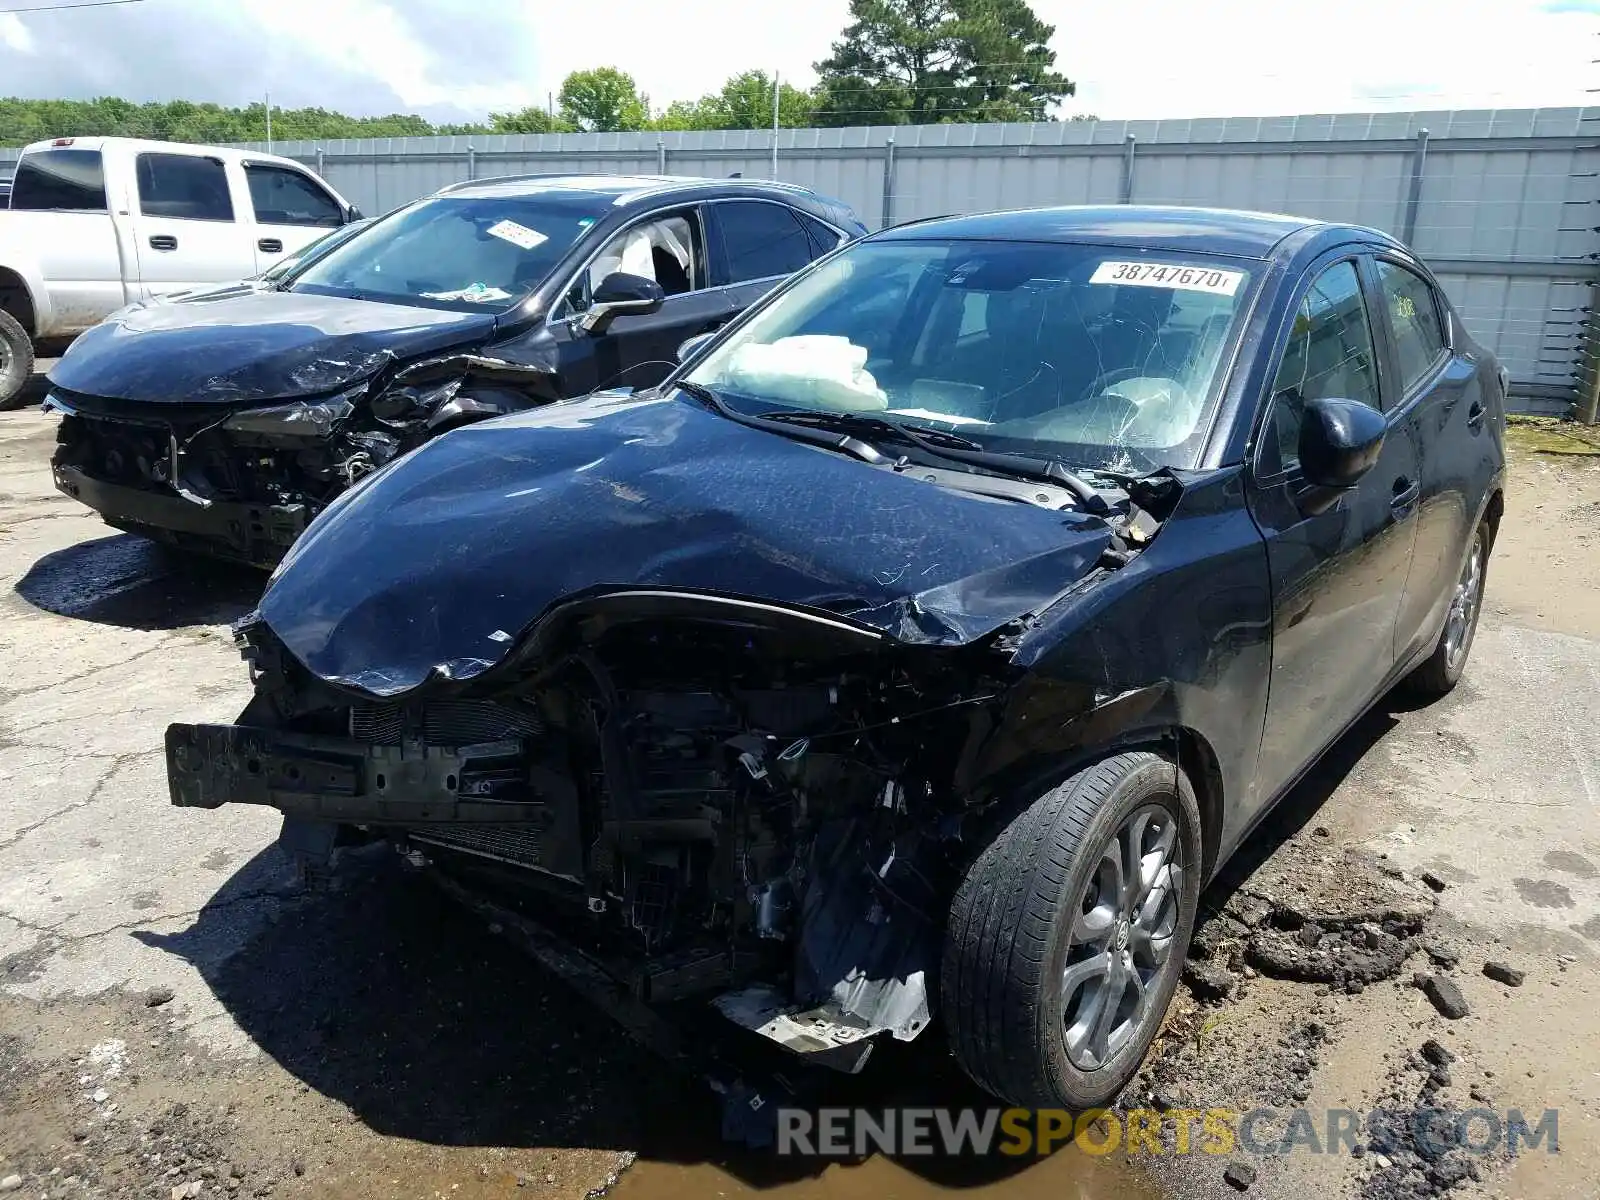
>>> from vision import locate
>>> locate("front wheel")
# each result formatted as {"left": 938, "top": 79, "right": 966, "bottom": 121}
{"left": 0, "top": 309, "right": 36, "bottom": 412}
{"left": 942, "top": 750, "right": 1202, "bottom": 1109}
{"left": 1404, "top": 519, "right": 1490, "bottom": 699}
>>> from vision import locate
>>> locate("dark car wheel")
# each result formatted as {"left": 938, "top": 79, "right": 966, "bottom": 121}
{"left": 1404, "top": 519, "right": 1490, "bottom": 699}
{"left": 942, "top": 750, "right": 1202, "bottom": 1110}
{"left": 0, "top": 309, "right": 35, "bottom": 412}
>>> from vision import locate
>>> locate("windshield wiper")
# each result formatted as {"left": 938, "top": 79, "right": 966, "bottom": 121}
{"left": 756, "top": 408, "right": 1112, "bottom": 516}
{"left": 676, "top": 382, "right": 893, "bottom": 467}
{"left": 757, "top": 408, "right": 985, "bottom": 451}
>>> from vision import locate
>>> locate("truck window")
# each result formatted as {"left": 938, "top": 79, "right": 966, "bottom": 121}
{"left": 137, "top": 153, "right": 235, "bottom": 222}
{"left": 10, "top": 149, "right": 107, "bottom": 212}
{"left": 245, "top": 164, "right": 344, "bottom": 228}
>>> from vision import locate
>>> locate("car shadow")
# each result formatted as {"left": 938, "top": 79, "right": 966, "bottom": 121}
{"left": 136, "top": 693, "right": 1428, "bottom": 1189}
{"left": 138, "top": 843, "right": 1055, "bottom": 1189}
{"left": 1200, "top": 684, "right": 1431, "bottom": 912}
{"left": 14, "top": 533, "right": 264, "bottom": 630}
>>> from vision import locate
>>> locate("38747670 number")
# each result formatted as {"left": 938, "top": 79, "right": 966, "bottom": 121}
{"left": 1089, "top": 260, "right": 1244, "bottom": 296}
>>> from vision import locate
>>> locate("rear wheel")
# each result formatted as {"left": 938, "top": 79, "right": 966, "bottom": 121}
{"left": 942, "top": 750, "right": 1201, "bottom": 1109}
{"left": 0, "top": 309, "right": 35, "bottom": 411}
{"left": 1404, "top": 519, "right": 1490, "bottom": 699}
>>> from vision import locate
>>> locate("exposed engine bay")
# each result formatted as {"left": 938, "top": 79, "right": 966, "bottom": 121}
{"left": 48, "top": 351, "right": 559, "bottom": 566}
{"left": 169, "top": 596, "right": 1031, "bottom": 1071}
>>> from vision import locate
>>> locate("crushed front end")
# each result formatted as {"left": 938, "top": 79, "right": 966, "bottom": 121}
{"left": 167, "top": 594, "right": 1008, "bottom": 1074}
{"left": 48, "top": 354, "right": 557, "bottom": 568}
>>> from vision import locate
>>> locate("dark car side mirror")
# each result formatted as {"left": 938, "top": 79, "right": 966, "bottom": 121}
{"left": 579, "top": 272, "right": 666, "bottom": 335}
{"left": 344, "top": 204, "right": 364, "bottom": 223}
{"left": 1295, "top": 396, "right": 1386, "bottom": 514}
{"left": 675, "top": 330, "right": 717, "bottom": 364}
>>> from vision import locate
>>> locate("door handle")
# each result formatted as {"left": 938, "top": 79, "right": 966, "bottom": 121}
{"left": 148, "top": 234, "right": 178, "bottom": 251}
{"left": 1466, "top": 400, "right": 1486, "bottom": 431}
{"left": 257, "top": 238, "right": 283, "bottom": 254}
{"left": 1391, "top": 476, "right": 1421, "bottom": 518}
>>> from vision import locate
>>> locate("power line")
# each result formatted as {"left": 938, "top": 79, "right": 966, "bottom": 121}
{"left": 0, "top": 0, "right": 145, "bottom": 12}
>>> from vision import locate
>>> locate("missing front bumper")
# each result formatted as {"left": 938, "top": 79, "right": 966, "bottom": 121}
{"left": 54, "top": 465, "right": 308, "bottom": 567}
{"left": 164, "top": 722, "right": 546, "bottom": 824}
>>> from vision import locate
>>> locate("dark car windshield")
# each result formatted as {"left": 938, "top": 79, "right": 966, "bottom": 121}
{"left": 290, "top": 193, "right": 598, "bottom": 312}
{"left": 684, "top": 237, "right": 1257, "bottom": 473}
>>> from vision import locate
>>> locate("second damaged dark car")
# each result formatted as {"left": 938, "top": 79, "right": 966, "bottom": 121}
{"left": 46, "top": 174, "right": 865, "bottom": 566}
{"left": 166, "top": 206, "right": 1505, "bottom": 1112}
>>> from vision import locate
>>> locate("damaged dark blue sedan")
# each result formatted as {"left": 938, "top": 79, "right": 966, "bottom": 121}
{"left": 46, "top": 174, "right": 865, "bottom": 566}
{"left": 165, "top": 205, "right": 1506, "bottom": 1113}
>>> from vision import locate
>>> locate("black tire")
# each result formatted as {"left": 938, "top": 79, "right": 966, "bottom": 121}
{"left": 0, "top": 309, "right": 35, "bottom": 412}
{"left": 1404, "top": 519, "right": 1490, "bottom": 700}
{"left": 942, "top": 750, "right": 1202, "bottom": 1110}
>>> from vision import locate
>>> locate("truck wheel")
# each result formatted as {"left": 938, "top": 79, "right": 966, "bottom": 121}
{"left": 0, "top": 309, "right": 36, "bottom": 411}
{"left": 942, "top": 750, "right": 1202, "bottom": 1110}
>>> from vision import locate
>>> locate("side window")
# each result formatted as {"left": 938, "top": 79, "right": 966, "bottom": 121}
{"left": 136, "top": 153, "right": 234, "bottom": 222}
{"left": 1261, "top": 260, "right": 1381, "bottom": 474}
{"left": 715, "top": 201, "right": 813, "bottom": 284}
{"left": 795, "top": 211, "right": 845, "bottom": 259}
{"left": 569, "top": 209, "right": 701, "bottom": 312}
{"left": 9, "top": 149, "right": 107, "bottom": 212}
{"left": 1375, "top": 260, "right": 1447, "bottom": 394}
{"left": 245, "top": 165, "right": 344, "bottom": 228}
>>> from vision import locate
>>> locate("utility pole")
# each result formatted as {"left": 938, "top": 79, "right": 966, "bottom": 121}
{"left": 264, "top": 91, "right": 272, "bottom": 152}
{"left": 771, "top": 71, "right": 780, "bottom": 180}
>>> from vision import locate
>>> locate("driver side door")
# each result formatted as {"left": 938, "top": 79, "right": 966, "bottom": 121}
{"left": 549, "top": 205, "right": 734, "bottom": 396}
{"left": 1244, "top": 253, "right": 1422, "bottom": 815}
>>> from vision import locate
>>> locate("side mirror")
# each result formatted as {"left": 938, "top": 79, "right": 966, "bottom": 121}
{"left": 675, "top": 330, "right": 717, "bottom": 364}
{"left": 579, "top": 272, "right": 665, "bottom": 335}
{"left": 1296, "top": 396, "right": 1386, "bottom": 510}
{"left": 344, "top": 204, "right": 364, "bottom": 223}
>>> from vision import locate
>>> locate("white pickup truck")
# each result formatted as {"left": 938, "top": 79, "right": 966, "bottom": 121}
{"left": 0, "top": 136, "right": 360, "bottom": 408}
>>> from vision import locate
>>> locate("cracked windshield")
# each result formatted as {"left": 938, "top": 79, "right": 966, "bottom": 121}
{"left": 686, "top": 239, "right": 1253, "bottom": 473}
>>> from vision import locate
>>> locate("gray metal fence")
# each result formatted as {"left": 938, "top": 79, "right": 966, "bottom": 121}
{"left": 7, "top": 107, "right": 1596, "bottom": 412}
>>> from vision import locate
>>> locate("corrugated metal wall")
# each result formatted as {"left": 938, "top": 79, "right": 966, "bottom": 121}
{"left": 6, "top": 108, "right": 1596, "bottom": 411}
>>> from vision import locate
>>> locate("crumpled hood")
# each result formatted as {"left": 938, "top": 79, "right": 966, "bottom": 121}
{"left": 49, "top": 289, "right": 499, "bottom": 406}
{"left": 257, "top": 392, "right": 1115, "bottom": 697}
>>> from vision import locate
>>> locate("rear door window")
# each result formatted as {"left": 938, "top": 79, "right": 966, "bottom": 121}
{"left": 1374, "top": 260, "right": 1448, "bottom": 394}
{"left": 712, "top": 201, "right": 814, "bottom": 284}
{"left": 136, "top": 153, "right": 235, "bottom": 222}
{"left": 245, "top": 164, "right": 344, "bottom": 228}
{"left": 9, "top": 149, "right": 107, "bottom": 212}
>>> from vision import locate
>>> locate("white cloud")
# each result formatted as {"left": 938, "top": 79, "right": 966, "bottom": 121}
{"left": 0, "top": 12, "right": 36, "bottom": 54}
{"left": 0, "top": 0, "right": 1591, "bottom": 124}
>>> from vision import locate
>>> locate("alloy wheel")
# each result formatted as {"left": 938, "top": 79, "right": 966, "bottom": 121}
{"left": 1443, "top": 529, "right": 1486, "bottom": 673}
{"left": 1060, "top": 802, "right": 1185, "bottom": 1070}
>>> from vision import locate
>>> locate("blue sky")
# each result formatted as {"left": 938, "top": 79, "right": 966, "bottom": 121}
{"left": 0, "top": 0, "right": 1593, "bottom": 123}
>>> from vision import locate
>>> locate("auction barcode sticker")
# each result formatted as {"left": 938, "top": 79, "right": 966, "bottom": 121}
{"left": 1090, "top": 260, "right": 1244, "bottom": 296}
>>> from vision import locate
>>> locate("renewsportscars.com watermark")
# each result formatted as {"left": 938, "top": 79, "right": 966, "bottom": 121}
{"left": 775, "top": 1105, "right": 1560, "bottom": 1159}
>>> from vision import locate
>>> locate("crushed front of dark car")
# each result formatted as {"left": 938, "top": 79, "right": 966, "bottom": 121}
{"left": 162, "top": 385, "right": 1187, "bottom": 1084}
{"left": 46, "top": 293, "right": 559, "bottom": 567}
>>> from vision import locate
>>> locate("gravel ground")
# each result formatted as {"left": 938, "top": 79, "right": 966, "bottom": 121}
{"left": 0, "top": 401, "right": 1595, "bottom": 1200}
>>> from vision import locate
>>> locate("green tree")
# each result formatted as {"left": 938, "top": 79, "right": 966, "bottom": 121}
{"left": 485, "top": 106, "right": 571, "bottom": 134}
{"left": 557, "top": 68, "right": 650, "bottom": 133}
{"left": 812, "top": 0, "right": 1073, "bottom": 125}
{"left": 652, "top": 71, "right": 816, "bottom": 131}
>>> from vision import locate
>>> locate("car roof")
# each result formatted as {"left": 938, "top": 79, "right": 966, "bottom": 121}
{"left": 876, "top": 204, "right": 1355, "bottom": 259}
{"left": 435, "top": 172, "right": 829, "bottom": 209}
{"left": 17, "top": 136, "right": 312, "bottom": 175}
